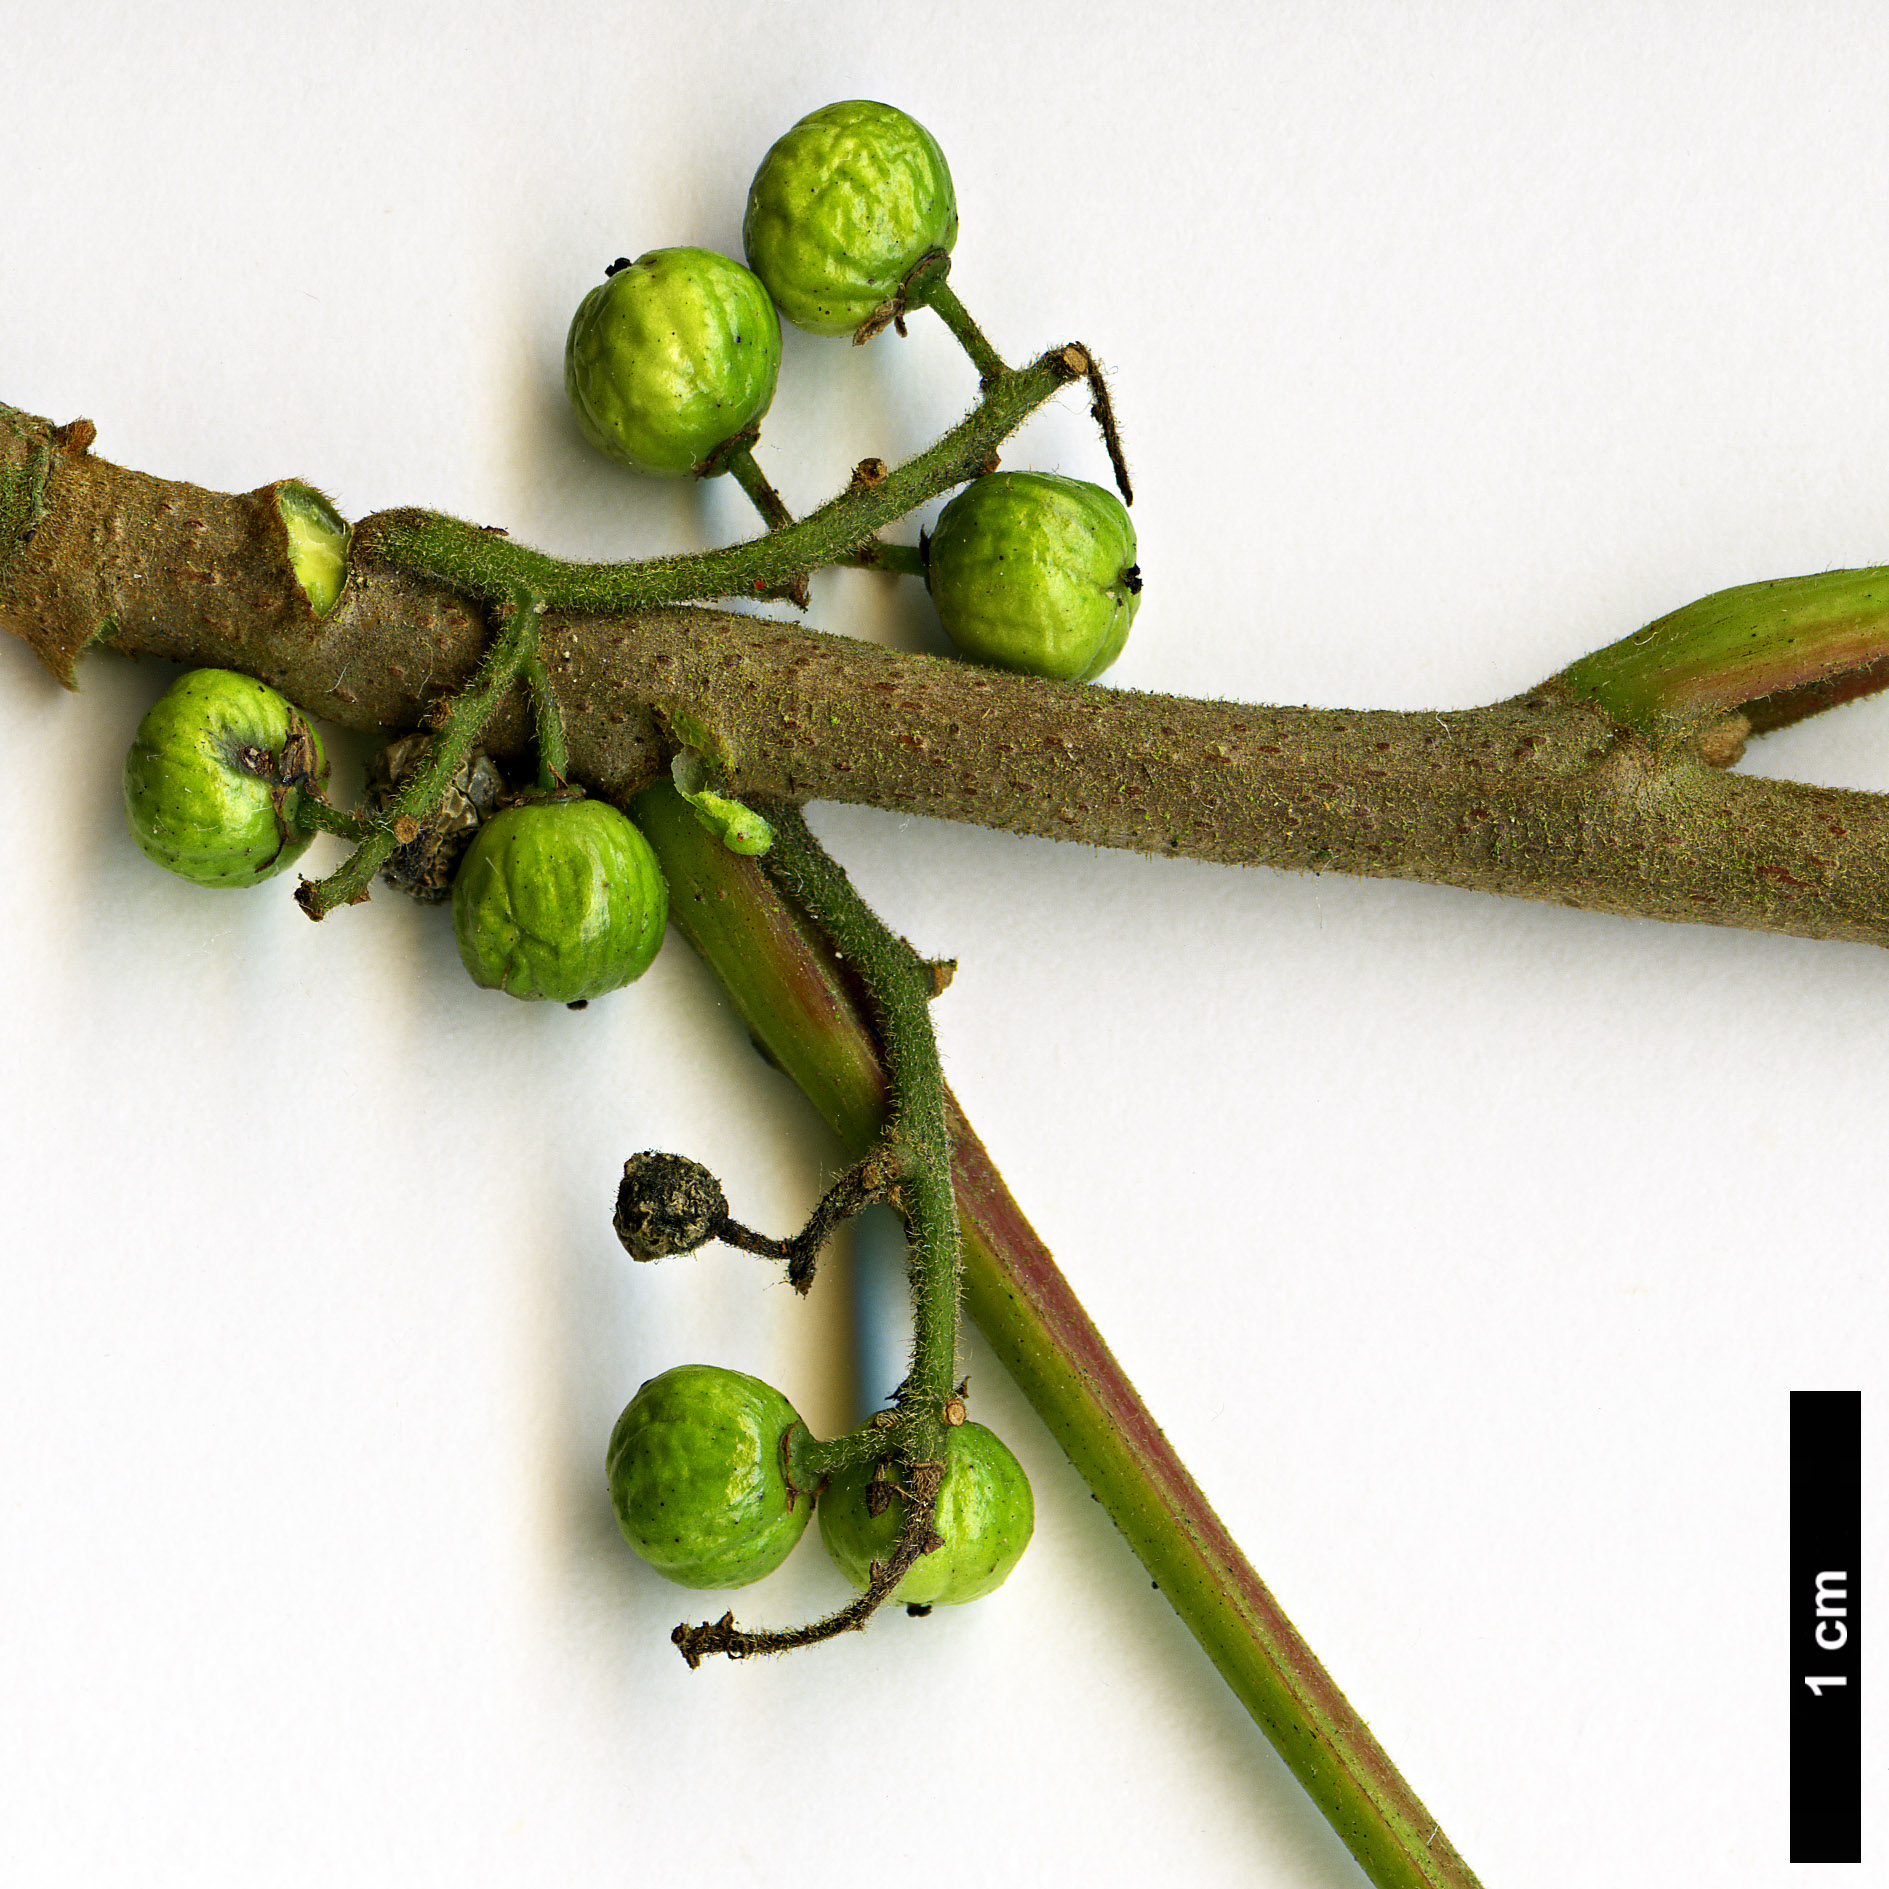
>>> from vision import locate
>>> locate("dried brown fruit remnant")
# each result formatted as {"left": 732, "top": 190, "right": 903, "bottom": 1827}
{"left": 614, "top": 1152, "right": 728, "bottom": 1262}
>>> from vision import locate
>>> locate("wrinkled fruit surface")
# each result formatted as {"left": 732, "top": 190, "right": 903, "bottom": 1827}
{"left": 608, "top": 1365, "right": 813, "bottom": 1589}
{"left": 451, "top": 798, "right": 667, "bottom": 1002}
{"left": 743, "top": 100, "right": 957, "bottom": 336}
{"left": 123, "top": 667, "right": 328, "bottom": 887}
{"left": 565, "top": 247, "right": 782, "bottom": 475}
{"left": 818, "top": 1421, "right": 1034, "bottom": 1606}
{"left": 928, "top": 471, "right": 1141, "bottom": 682}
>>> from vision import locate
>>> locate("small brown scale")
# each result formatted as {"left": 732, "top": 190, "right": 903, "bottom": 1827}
{"left": 361, "top": 733, "right": 505, "bottom": 902}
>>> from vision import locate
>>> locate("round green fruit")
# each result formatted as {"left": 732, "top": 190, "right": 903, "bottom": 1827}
{"left": 565, "top": 247, "right": 782, "bottom": 475}
{"left": 927, "top": 472, "right": 1141, "bottom": 682}
{"left": 607, "top": 1365, "right": 813, "bottom": 1590}
{"left": 122, "top": 668, "right": 327, "bottom": 887}
{"left": 451, "top": 797, "right": 667, "bottom": 1003}
{"left": 743, "top": 100, "right": 958, "bottom": 336}
{"left": 818, "top": 1421, "right": 1033, "bottom": 1607}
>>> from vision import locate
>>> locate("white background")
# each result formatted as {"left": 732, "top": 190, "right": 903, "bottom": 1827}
{"left": 2, "top": 5, "right": 1884, "bottom": 1884}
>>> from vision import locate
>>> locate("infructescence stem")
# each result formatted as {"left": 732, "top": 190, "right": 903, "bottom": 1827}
{"left": 344, "top": 347, "right": 1082, "bottom": 610}
{"left": 723, "top": 441, "right": 929, "bottom": 579}
{"left": 759, "top": 805, "right": 958, "bottom": 1446}
{"left": 666, "top": 802, "right": 964, "bottom": 1666}
{"left": 632, "top": 782, "right": 1485, "bottom": 1889}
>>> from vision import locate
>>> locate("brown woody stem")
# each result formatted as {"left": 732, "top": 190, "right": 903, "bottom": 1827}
{"left": 8, "top": 399, "right": 1889, "bottom": 950}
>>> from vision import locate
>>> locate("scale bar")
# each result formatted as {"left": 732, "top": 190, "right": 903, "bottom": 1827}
{"left": 1791, "top": 1390, "right": 1860, "bottom": 1865}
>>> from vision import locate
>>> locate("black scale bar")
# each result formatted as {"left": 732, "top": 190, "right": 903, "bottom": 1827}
{"left": 1791, "top": 1390, "right": 1860, "bottom": 1864}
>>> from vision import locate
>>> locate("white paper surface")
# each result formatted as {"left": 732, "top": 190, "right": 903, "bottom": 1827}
{"left": 2, "top": 5, "right": 1884, "bottom": 1884}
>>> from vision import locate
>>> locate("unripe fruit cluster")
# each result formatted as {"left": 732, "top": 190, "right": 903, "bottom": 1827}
{"left": 563, "top": 99, "right": 1140, "bottom": 682}
{"left": 125, "top": 674, "right": 671, "bottom": 1008}
{"left": 607, "top": 1365, "right": 1034, "bottom": 1605}
{"left": 125, "top": 100, "right": 1100, "bottom": 1639}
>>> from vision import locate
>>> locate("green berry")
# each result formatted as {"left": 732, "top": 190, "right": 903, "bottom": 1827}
{"left": 818, "top": 1421, "right": 1033, "bottom": 1607}
{"left": 450, "top": 797, "right": 667, "bottom": 1003}
{"left": 927, "top": 471, "right": 1141, "bottom": 682}
{"left": 564, "top": 247, "right": 782, "bottom": 476}
{"left": 607, "top": 1365, "right": 813, "bottom": 1589}
{"left": 743, "top": 100, "right": 958, "bottom": 337}
{"left": 122, "top": 668, "right": 327, "bottom": 888}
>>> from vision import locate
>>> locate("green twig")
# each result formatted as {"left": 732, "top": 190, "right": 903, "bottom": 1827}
{"left": 757, "top": 804, "right": 960, "bottom": 1445}
{"left": 522, "top": 643, "right": 568, "bottom": 788}
{"left": 724, "top": 442, "right": 929, "bottom": 581}
{"left": 671, "top": 1456, "right": 945, "bottom": 1667}
{"left": 723, "top": 443, "right": 794, "bottom": 532}
{"left": 283, "top": 789, "right": 372, "bottom": 843}
{"left": 711, "top": 1144, "right": 905, "bottom": 1293}
{"left": 847, "top": 538, "right": 927, "bottom": 578}
{"left": 1560, "top": 562, "right": 1889, "bottom": 738}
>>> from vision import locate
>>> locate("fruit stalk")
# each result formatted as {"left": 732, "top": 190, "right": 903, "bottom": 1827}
{"left": 632, "top": 782, "right": 1485, "bottom": 1889}
{"left": 722, "top": 440, "right": 928, "bottom": 578}
{"left": 925, "top": 280, "right": 1007, "bottom": 382}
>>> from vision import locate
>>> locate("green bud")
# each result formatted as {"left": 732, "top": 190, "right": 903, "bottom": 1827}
{"left": 743, "top": 101, "right": 958, "bottom": 337}
{"left": 564, "top": 248, "right": 782, "bottom": 476}
{"left": 927, "top": 471, "right": 1141, "bottom": 682}
{"left": 670, "top": 751, "right": 774, "bottom": 856}
{"left": 607, "top": 1364, "right": 813, "bottom": 1589}
{"left": 450, "top": 796, "right": 668, "bottom": 1003}
{"left": 123, "top": 668, "right": 328, "bottom": 887}
{"left": 276, "top": 482, "right": 350, "bottom": 618}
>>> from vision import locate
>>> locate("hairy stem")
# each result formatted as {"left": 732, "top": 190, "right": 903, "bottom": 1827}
{"left": 927, "top": 281, "right": 1008, "bottom": 383}
{"left": 713, "top": 1144, "right": 905, "bottom": 1293}
{"left": 724, "top": 441, "right": 927, "bottom": 580}
{"left": 848, "top": 537, "right": 927, "bottom": 578}
{"left": 672, "top": 1460, "right": 944, "bottom": 1666}
{"left": 284, "top": 788, "right": 373, "bottom": 843}
{"left": 664, "top": 805, "right": 962, "bottom": 1665}
{"left": 344, "top": 348, "right": 1082, "bottom": 609}
{"left": 522, "top": 637, "right": 568, "bottom": 787}
{"left": 723, "top": 443, "right": 795, "bottom": 532}
{"left": 631, "top": 781, "right": 1484, "bottom": 1889}
{"left": 297, "top": 590, "right": 544, "bottom": 916}
{"left": 758, "top": 806, "right": 960, "bottom": 1446}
